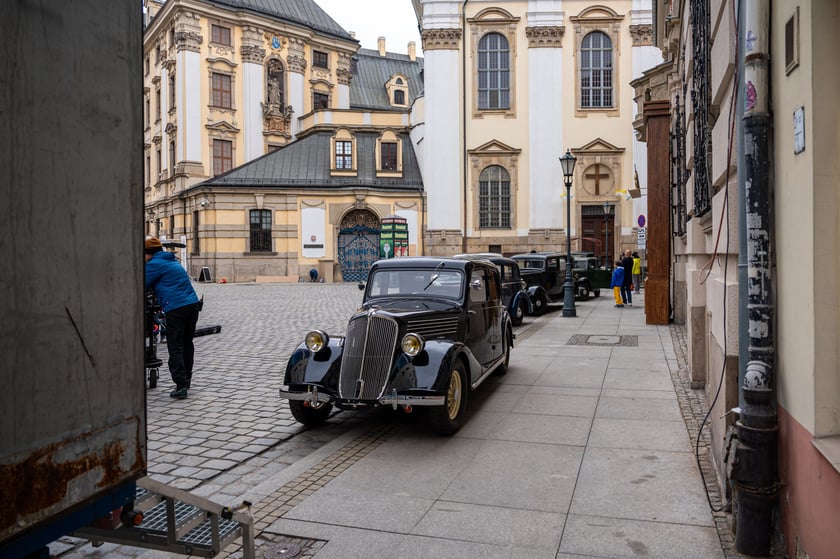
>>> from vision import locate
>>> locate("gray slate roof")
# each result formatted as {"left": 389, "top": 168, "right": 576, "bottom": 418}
{"left": 350, "top": 48, "right": 424, "bottom": 111}
{"left": 197, "top": 131, "right": 423, "bottom": 191}
{"left": 204, "top": 0, "right": 355, "bottom": 41}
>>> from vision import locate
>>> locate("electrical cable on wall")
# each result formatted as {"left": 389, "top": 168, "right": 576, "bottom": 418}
{"left": 691, "top": 0, "right": 740, "bottom": 514}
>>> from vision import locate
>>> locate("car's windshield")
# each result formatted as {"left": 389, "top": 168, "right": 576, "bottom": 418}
{"left": 515, "top": 259, "right": 544, "bottom": 270}
{"left": 367, "top": 268, "right": 464, "bottom": 299}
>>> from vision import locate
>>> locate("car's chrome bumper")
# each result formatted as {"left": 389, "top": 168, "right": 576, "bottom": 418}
{"left": 279, "top": 386, "right": 445, "bottom": 408}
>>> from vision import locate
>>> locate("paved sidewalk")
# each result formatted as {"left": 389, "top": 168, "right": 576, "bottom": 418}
{"left": 224, "top": 292, "right": 734, "bottom": 558}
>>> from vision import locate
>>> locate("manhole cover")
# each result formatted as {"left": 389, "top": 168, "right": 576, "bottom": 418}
{"left": 264, "top": 543, "right": 302, "bottom": 558}
{"left": 587, "top": 335, "right": 621, "bottom": 344}
{"left": 567, "top": 334, "right": 638, "bottom": 347}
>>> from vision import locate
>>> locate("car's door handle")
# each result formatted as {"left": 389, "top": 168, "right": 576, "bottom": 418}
{"left": 468, "top": 310, "right": 476, "bottom": 315}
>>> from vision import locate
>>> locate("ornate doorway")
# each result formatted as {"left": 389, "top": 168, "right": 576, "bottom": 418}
{"left": 337, "top": 209, "right": 380, "bottom": 282}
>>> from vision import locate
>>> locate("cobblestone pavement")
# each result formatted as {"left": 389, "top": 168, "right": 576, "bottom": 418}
{"left": 50, "top": 288, "right": 753, "bottom": 558}
{"left": 143, "top": 282, "right": 369, "bottom": 491}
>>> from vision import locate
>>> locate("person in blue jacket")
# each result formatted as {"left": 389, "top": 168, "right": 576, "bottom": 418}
{"left": 610, "top": 260, "right": 626, "bottom": 308}
{"left": 145, "top": 237, "right": 200, "bottom": 399}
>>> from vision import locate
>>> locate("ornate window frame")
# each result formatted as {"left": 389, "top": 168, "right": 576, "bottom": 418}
{"left": 376, "top": 130, "right": 402, "bottom": 177}
{"left": 467, "top": 140, "right": 521, "bottom": 230}
{"left": 468, "top": 8, "right": 519, "bottom": 119}
{"left": 570, "top": 6, "right": 623, "bottom": 117}
{"left": 331, "top": 128, "right": 357, "bottom": 176}
{"left": 386, "top": 74, "right": 409, "bottom": 108}
{"left": 207, "top": 64, "right": 236, "bottom": 115}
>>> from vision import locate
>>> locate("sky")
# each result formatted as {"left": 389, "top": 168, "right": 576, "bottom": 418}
{"left": 314, "top": 0, "right": 421, "bottom": 55}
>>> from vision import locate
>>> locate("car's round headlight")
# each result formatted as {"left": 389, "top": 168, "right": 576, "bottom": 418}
{"left": 305, "top": 330, "right": 329, "bottom": 352}
{"left": 401, "top": 333, "right": 425, "bottom": 357}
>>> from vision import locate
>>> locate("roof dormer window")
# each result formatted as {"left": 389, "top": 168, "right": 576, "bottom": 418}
{"left": 386, "top": 74, "right": 409, "bottom": 108}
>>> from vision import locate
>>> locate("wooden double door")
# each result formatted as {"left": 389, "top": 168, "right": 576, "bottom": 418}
{"left": 580, "top": 213, "right": 614, "bottom": 269}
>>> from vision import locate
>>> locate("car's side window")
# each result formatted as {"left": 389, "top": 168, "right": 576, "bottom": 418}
{"left": 547, "top": 258, "right": 558, "bottom": 271}
{"left": 470, "top": 270, "right": 488, "bottom": 303}
{"left": 486, "top": 271, "right": 500, "bottom": 302}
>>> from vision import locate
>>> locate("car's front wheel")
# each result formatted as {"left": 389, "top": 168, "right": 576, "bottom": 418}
{"left": 429, "top": 361, "right": 468, "bottom": 435}
{"left": 579, "top": 284, "right": 590, "bottom": 300}
{"left": 532, "top": 292, "right": 548, "bottom": 315}
{"left": 289, "top": 399, "right": 333, "bottom": 427}
{"left": 512, "top": 299, "right": 526, "bottom": 326}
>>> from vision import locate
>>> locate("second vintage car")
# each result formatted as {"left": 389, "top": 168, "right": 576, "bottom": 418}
{"left": 453, "top": 253, "right": 532, "bottom": 326}
{"left": 512, "top": 251, "right": 596, "bottom": 313}
{"left": 279, "top": 257, "right": 514, "bottom": 435}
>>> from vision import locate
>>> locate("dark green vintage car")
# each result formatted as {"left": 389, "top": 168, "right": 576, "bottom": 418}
{"left": 572, "top": 255, "right": 611, "bottom": 294}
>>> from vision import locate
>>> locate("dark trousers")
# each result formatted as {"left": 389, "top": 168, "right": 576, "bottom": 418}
{"left": 621, "top": 284, "right": 633, "bottom": 305}
{"left": 165, "top": 302, "right": 200, "bottom": 389}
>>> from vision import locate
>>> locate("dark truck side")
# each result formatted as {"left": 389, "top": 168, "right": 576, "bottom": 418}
{"left": 0, "top": 4, "right": 145, "bottom": 557}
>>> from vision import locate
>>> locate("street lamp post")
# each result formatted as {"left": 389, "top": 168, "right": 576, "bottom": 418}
{"left": 603, "top": 201, "right": 611, "bottom": 269}
{"left": 559, "top": 150, "right": 577, "bottom": 317}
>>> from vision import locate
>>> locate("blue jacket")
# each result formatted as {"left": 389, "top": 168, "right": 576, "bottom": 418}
{"left": 610, "top": 267, "right": 625, "bottom": 289}
{"left": 145, "top": 251, "right": 199, "bottom": 312}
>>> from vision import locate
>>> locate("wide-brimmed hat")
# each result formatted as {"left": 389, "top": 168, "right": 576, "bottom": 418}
{"left": 145, "top": 237, "right": 163, "bottom": 251}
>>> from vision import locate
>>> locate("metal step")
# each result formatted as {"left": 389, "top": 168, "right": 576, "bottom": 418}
{"left": 73, "top": 477, "right": 254, "bottom": 558}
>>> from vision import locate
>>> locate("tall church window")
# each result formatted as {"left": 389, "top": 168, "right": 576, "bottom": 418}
{"left": 477, "top": 33, "right": 510, "bottom": 110}
{"left": 479, "top": 165, "right": 511, "bottom": 228}
{"left": 249, "top": 209, "right": 272, "bottom": 252}
{"left": 581, "top": 31, "right": 613, "bottom": 108}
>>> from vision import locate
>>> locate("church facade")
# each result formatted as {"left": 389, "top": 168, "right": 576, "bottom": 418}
{"left": 412, "top": 0, "right": 662, "bottom": 263}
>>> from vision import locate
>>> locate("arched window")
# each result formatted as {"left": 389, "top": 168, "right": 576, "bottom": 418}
{"left": 581, "top": 31, "right": 613, "bottom": 108}
{"left": 478, "top": 33, "right": 510, "bottom": 110}
{"left": 479, "top": 166, "right": 511, "bottom": 228}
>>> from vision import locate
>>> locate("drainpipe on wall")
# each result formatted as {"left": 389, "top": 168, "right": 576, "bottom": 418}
{"left": 461, "top": 0, "right": 469, "bottom": 254}
{"left": 732, "top": 1, "right": 779, "bottom": 555}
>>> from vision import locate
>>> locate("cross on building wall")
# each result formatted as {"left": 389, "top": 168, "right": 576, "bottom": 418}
{"left": 585, "top": 163, "right": 610, "bottom": 194}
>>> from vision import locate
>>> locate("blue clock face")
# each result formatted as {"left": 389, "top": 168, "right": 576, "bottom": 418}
{"left": 271, "top": 36, "right": 281, "bottom": 49}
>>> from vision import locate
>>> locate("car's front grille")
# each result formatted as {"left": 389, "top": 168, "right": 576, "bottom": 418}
{"left": 339, "top": 313, "right": 398, "bottom": 400}
{"left": 406, "top": 315, "right": 459, "bottom": 339}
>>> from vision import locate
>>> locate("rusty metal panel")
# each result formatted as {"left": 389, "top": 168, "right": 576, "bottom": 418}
{"left": 0, "top": 0, "right": 145, "bottom": 545}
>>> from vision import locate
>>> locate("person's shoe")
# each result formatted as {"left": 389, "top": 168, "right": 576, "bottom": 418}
{"left": 615, "top": 304, "right": 624, "bottom": 307}
{"left": 628, "top": 303, "right": 633, "bottom": 307}
{"left": 170, "top": 388, "right": 188, "bottom": 399}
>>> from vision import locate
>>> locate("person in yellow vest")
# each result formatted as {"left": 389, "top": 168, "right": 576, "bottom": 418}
{"left": 632, "top": 252, "right": 642, "bottom": 294}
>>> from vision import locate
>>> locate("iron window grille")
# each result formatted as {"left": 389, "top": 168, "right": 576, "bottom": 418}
{"left": 691, "top": 0, "right": 712, "bottom": 217}
{"left": 477, "top": 33, "right": 510, "bottom": 110}
{"left": 249, "top": 209, "right": 272, "bottom": 252}
{"left": 671, "top": 93, "right": 688, "bottom": 236}
{"left": 479, "top": 165, "right": 511, "bottom": 228}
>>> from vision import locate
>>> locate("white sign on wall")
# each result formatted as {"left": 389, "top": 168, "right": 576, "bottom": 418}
{"left": 637, "top": 227, "right": 646, "bottom": 249}
{"left": 301, "top": 206, "right": 326, "bottom": 258}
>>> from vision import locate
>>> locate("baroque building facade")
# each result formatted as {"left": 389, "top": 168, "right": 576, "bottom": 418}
{"left": 411, "top": 0, "right": 662, "bottom": 263}
{"left": 634, "top": 0, "right": 840, "bottom": 556}
{"left": 142, "top": 0, "right": 423, "bottom": 281}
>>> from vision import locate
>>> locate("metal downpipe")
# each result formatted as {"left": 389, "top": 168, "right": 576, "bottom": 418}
{"left": 732, "top": 1, "right": 779, "bottom": 555}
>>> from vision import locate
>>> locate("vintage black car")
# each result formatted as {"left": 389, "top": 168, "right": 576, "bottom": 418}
{"left": 511, "top": 252, "right": 596, "bottom": 313}
{"left": 279, "top": 257, "right": 514, "bottom": 435}
{"left": 453, "top": 253, "right": 532, "bottom": 326}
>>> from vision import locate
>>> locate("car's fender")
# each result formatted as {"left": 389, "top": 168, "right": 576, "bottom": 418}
{"left": 526, "top": 285, "right": 548, "bottom": 302}
{"left": 284, "top": 337, "right": 481, "bottom": 394}
{"left": 511, "top": 291, "right": 532, "bottom": 314}
{"left": 284, "top": 337, "right": 344, "bottom": 386}
{"left": 401, "top": 340, "right": 480, "bottom": 392}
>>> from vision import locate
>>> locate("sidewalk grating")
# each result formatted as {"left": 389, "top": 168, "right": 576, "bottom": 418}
{"left": 568, "top": 334, "right": 638, "bottom": 346}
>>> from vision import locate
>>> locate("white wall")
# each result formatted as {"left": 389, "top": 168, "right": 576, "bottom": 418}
{"left": 242, "top": 62, "right": 264, "bottom": 161}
